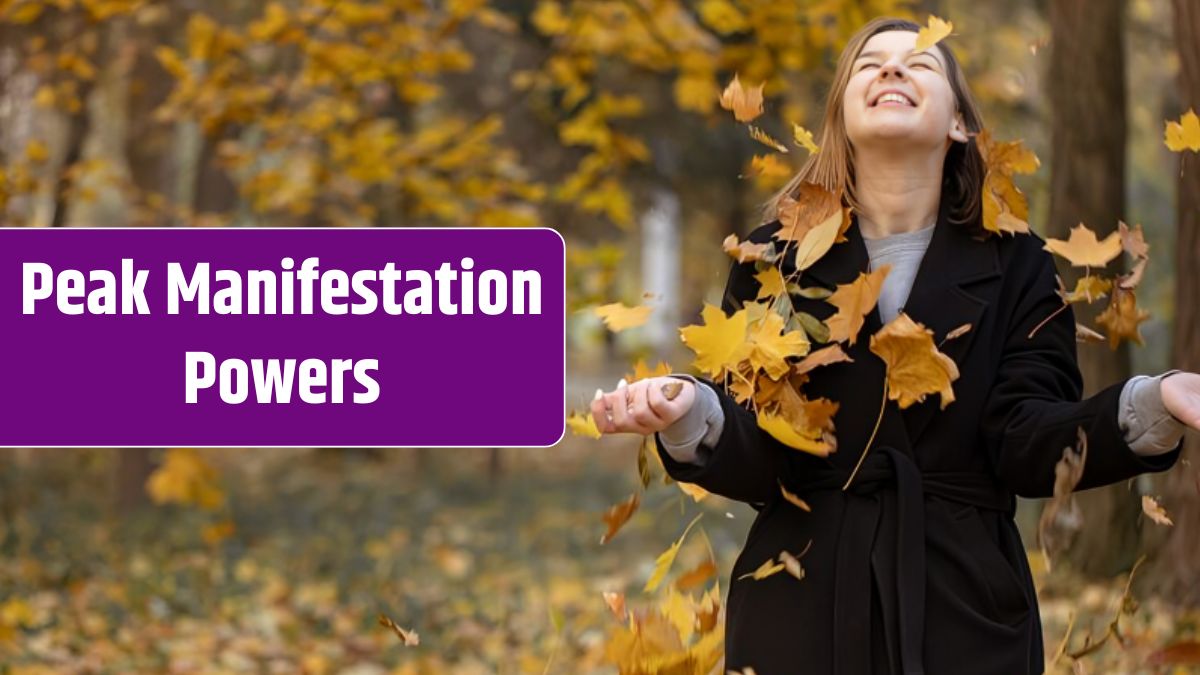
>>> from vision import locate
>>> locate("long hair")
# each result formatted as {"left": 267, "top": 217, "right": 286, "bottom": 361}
{"left": 760, "top": 17, "right": 987, "bottom": 235}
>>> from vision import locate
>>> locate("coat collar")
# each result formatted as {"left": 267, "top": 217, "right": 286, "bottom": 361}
{"left": 795, "top": 197, "right": 1003, "bottom": 447}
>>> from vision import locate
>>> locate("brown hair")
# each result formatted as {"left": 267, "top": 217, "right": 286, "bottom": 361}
{"left": 760, "top": 17, "right": 987, "bottom": 235}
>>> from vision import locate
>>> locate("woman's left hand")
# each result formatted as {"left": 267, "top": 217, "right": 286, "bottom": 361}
{"left": 1161, "top": 372, "right": 1200, "bottom": 430}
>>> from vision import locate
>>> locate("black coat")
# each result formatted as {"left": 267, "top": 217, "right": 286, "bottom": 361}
{"left": 655, "top": 204, "right": 1182, "bottom": 675}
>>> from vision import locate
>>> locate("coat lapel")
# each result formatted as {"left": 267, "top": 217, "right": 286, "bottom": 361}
{"left": 795, "top": 199, "right": 1002, "bottom": 448}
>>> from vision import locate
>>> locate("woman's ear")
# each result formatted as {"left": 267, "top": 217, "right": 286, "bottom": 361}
{"left": 949, "top": 112, "right": 969, "bottom": 144}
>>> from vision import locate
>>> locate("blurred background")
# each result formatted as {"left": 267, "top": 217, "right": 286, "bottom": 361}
{"left": 1, "top": 0, "right": 1199, "bottom": 672}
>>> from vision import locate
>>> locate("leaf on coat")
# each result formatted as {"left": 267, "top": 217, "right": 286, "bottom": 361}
{"left": 719, "top": 73, "right": 764, "bottom": 123}
{"left": 914, "top": 15, "right": 953, "bottom": 52}
{"left": 1165, "top": 108, "right": 1200, "bottom": 152}
{"left": 793, "top": 343, "right": 853, "bottom": 375}
{"left": 1141, "top": 495, "right": 1174, "bottom": 526}
{"left": 868, "top": 313, "right": 960, "bottom": 410}
{"left": 774, "top": 182, "right": 849, "bottom": 250}
{"left": 778, "top": 479, "right": 812, "bottom": 512}
{"left": 825, "top": 265, "right": 891, "bottom": 345}
{"left": 644, "top": 513, "right": 702, "bottom": 592}
{"left": 1096, "top": 286, "right": 1150, "bottom": 348}
{"left": 679, "top": 304, "right": 752, "bottom": 379}
{"left": 1043, "top": 223, "right": 1123, "bottom": 268}
{"left": 737, "top": 557, "right": 784, "bottom": 581}
{"left": 754, "top": 266, "right": 786, "bottom": 299}
{"left": 756, "top": 410, "right": 831, "bottom": 456}
{"left": 600, "top": 492, "right": 640, "bottom": 545}
{"left": 594, "top": 301, "right": 654, "bottom": 331}
{"left": 779, "top": 549, "right": 806, "bottom": 581}
{"left": 747, "top": 311, "right": 810, "bottom": 380}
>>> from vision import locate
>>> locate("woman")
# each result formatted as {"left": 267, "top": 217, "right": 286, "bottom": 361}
{"left": 589, "top": 16, "right": 1200, "bottom": 675}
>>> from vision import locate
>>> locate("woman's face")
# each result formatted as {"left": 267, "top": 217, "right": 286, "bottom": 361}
{"left": 842, "top": 30, "right": 968, "bottom": 153}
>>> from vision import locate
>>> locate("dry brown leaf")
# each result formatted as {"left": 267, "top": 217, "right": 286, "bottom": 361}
{"left": 749, "top": 125, "right": 788, "bottom": 153}
{"left": 1096, "top": 287, "right": 1150, "bottom": 348}
{"left": 779, "top": 549, "right": 806, "bottom": 580}
{"left": 825, "top": 265, "right": 891, "bottom": 345}
{"left": 1037, "top": 427, "right": 1088, "bottom": 567}
{"left": 869, "top": 313, "right": 959, "bottom": 410}
{"left": 378, "top": 614, "right": 420, "bottom": 646}
{"left": 673, "top": 559, "right": 717, "bottom": 592}
{"left": 793, "top": 343, "right": 853, "bottom": 375}
{"left": 722, "top": 233, "right": 771, "bottom": 263}
{"left": 600, "top": 492, "right": 640, "bottom": 545}
{"left": 944, "top": 323, "right": 972, "bottom": 342}
{"left": 719, "top": 74, "right": 764, "bottom": 123}
{"left": 602, "top": 591, "right": 627, "bottom": 622}
{"left": 778, "top": 480, "right": 811, "bottom": 512}
{"left": 1141, "top": 495, "right": 1174, "bottom": 526}
{"left": 737, "top": 557, "right": 785, "bottom": 581}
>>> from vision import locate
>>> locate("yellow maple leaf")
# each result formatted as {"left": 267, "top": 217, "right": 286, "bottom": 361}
{"left": 747, "top": 311, "right": 810, "bottom": 380}
{"left": 1096, "top": 287, "right": 1150, "bottom": 348}
{"left": 719, "top": 73, "right": 763, "bottom": 123}
{"left": 679, "top": 304, "right": 752, "bottom": 379}
{"left": 982, "top": 171, "right": 1031, "bottom": 235}
{"left": 146, "top": 448, "right": 225, "bottom": 510}
{"left": 754, "top": 266, "right": 786, "bottom": 299}
{"left": 792, "top": 123, "right": 820, "bottom": 154}
{"left": 914, "top": 15, "right": 953, "bottom": 53}
{"left": 628, "top": 358, "right": 673, "bottom": 382}
{"left": 645, "top": 514, "right": 702, "bottom": 592}
{"left": 1043, "top": 223, "right": 1123, "bottom": 268}
{"left": 1063, "top": 275, "right": 1112, "bottom": 304}
{"left": 594, "top": 301, "right": 653, "bottom": 331}
{"left": 869, "top": 313, "right": 960, "bottom": 410}
{"left": 567, "top": 409, "right": 602, "bottom": 439}
{"left": 756, "top": 410, "right": 831, "bottom": 456}
{"left": 749, "top": 153, "right": 792, "bottom": 179}
{"left": 1165, "top": 109, "right": 1200, "bottom": 152}
{"left": 825, "top": 265, "right": 891, "bottom": 345}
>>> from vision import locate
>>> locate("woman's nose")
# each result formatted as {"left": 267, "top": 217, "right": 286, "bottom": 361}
{"left": 878, "top": 62, "right": 907, "bottom": 80}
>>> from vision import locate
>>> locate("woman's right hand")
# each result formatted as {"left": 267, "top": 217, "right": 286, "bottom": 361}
{"left": 589, "top": 376, "right": 697, "bottom": 436}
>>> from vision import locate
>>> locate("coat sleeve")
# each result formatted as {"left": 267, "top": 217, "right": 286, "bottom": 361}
{"left": 980, "top": 245, "right": 1182, "bottom": 499}
{"left": 653, "top": 227, "right": 789, "bottom": 507}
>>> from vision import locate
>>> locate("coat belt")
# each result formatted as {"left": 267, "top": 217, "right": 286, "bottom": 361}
{"left": 778, "top": 446, "right": 1014, "bottom": 675}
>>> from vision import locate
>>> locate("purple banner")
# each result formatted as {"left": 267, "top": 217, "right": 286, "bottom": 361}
{"left": 1, "top": 227, "right": 565, "bottom": 447}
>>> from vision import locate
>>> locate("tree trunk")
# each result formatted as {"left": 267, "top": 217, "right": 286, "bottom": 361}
{"left": 1048, "top": 0, "right": 1139, "bottom": 577}
{"left": 1141, "top": 0, "right": 1200, "bottom": 604}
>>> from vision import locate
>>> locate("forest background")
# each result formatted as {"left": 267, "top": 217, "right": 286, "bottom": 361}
{"left": 1, "top": 0, "right": 1199, "bottom": 672}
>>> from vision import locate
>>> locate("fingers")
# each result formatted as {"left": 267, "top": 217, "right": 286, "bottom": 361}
{"left": 590, "top": 388, "right": 613, "bottom": 434}
{"left": 590, "top": 378, "right": 668, "bottom": 436}
{"left": 629, "top": 379, "right": 665, "bottom": 432}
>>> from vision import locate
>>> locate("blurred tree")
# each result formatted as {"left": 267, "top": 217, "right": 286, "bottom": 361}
{"left": 1048, "top": 0, "right": 1141, "bottom": 578}
{"left": 1142, "top": 0, "right": 1200, "bottom": 604}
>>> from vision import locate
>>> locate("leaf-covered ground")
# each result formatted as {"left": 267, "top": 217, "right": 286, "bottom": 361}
{"left": 0, "top": 445, "right": 1196, "bottom": 674}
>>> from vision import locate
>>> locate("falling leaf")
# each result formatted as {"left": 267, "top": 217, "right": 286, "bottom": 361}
{"left": 1165, "top": 109, "right": 1200, "bottom": 152}
{"left": 594, "top": 302, "right": 653, "bottom": 331}
{"left": 1141, "top": 495, "right": 1174, "bottom": 526}
{"left": 792, "top": 123, "right": 819, "bottom": 154}
{"left": 679, "top": 304, "right": 752, "bottom": 379}
{"left": 378, "top": 614, "right": 420, "bottom": 646}
{"left": 602, "top": 591, "right": 627, "bottom": 622}
{"left": 778, "top": 480, "right": 811, "bottom": 512}
{"left": 1037, "top": 427, "right": 1088, "bottom": 565}
{"left": 722, "top": 233, "right": 772, "bottom": 263}
{"left": 1063, "top": 275, "right": 1112, "bottom": 304}
{"left": 779, "top": 549, "right": 806, "bottom": 580}
{"left": 674, "top": 559, "right": 717, "bottom": 592}
{"left": 1043, "top": 223, "right": 1123, "bottom": 268}
{"left": 749, "top": 125, "right": 788, "bottom": 153}
{"left": 825, "top": 265, "right": 891, "bottom": 345}
{"left": 977, "top": 129, "right": 1039, "bottom": 235}
{"left": 644, "top": 513, "right": 702, "bottom": 592}
{"left": 567, "top": 409, "right": 602, "bottom": 439}
{"left": 747, "top": 311, "right": 810, "bottom": 379}
{"left": 719, "top": 73, "right": 764, "bottom": 123}
{"left": 1096, "top": 287, "right": 1150, "bottom": 348}
{"left": 628, "top": 358, "right": 673, "bottom": 383}
{"left": 1117, "top": 220, "right": 1150, "bottom": 259}
{"left": 1076, "top": 323, "right": 1106, "bottom": 344}
{"left": 774, "top": 183, "right": 849, "bottom": 260}
{"left": 601, "top": 492, "right": 640, "bottom": 545}
{"left": 914, "top": 15, "right": 953, "bottom": 52}
{"left": 869, "top": 313, "right": 959, "bottom": 410}
{"left": 756, "top": 410, "right": 831, "bottom": 455}
{"left": 749, "top": 153, "right": 792, "bottom": 179}
{"left": 737, "top": 557, "right": 784, "bottom": 581}
{"left": 944, "top": 323, "right": 972, "bottom": 342}
{"left": 793, "top": 344, "right": 853, "bottom": 375}
{"left": 677, "top": 481, "right": 709, "bottom": 502}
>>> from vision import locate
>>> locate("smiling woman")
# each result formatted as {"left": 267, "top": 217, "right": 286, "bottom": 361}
{"left": 590, "top": 15, "right": 1198, "bottom": 675}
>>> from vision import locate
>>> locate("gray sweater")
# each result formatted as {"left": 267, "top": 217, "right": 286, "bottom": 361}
{"left": 659, "top": 224, "right": 1186, "bottom": 463}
